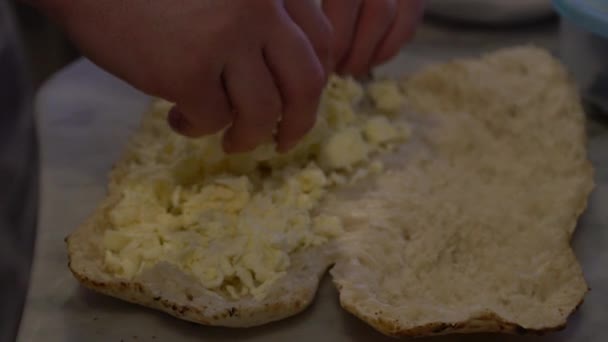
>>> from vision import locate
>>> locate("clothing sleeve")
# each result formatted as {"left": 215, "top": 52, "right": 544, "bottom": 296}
{"left": 0, "top": 3, "right": 40, "bottom": 342}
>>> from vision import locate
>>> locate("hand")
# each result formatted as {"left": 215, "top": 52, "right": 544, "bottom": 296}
{"left": 41, "top": 0, "right": 332, "bottom": 153}
{"left": 323, "top": 0, "right": 425, "bottom": 76}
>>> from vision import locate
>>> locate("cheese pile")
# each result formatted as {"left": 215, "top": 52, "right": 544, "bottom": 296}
{"left": 102, "top": 76, "right": 410, "bottom": 300}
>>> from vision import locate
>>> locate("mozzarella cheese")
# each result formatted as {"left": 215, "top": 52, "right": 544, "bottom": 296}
{"left": 102, "top": 75, "right": 410, "bottom": 300}
{"left": 364, "top": 116, "right": 399, "bottom": 144}
{"left": 368, "top": 80, "right": 406, "bottom": 114}
{"left": 320, "top": 127, "right": 369, "bottom": 170}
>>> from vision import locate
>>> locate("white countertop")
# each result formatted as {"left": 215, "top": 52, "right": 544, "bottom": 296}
{"left": 17, "top": 22, "right": 608, "bottom": 342}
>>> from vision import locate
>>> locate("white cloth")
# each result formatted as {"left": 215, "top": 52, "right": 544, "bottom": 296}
{"left": 0, "top": 2, "right": 39, "bottom": 342}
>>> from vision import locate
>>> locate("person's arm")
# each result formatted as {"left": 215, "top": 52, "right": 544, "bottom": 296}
{"left": 29, "top": 0, "right": 331, "bottom": 153}
{"left": 29, "top": 0, "right": 423, "bottom": 153}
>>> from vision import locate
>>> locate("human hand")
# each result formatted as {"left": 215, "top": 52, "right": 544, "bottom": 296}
{"left": 323, "top": 0, "right": 425, "bottom": 76}
{"left": 41, "top": 0, "right": 332, "bottom": 153}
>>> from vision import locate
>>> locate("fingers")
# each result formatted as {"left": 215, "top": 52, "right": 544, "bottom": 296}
{"left": 285, "top": 0, "right": 333, "bottom": 76}
{"left": 169, "top": 0, "right": 330, "bottom": 153}
{"left": 222, "top": 52, "right": 283, "bottom": 153}
{"left": 321, "top": 0, "right": 362, "bottom": 71}
{"left": 266, "top": 12, "right": 326, "bottom": 152}
{"left": 373, "top": 0, "right": 425, "bottom": 65}
{"left": 339, "top": 0, "right": 397, "bottom": 76}
{"left": 168, "top": 79, "right": 233, "bottom": 138}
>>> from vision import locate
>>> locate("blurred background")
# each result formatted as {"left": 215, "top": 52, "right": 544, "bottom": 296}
{"left": 11, "top": 0, "right": 78, "bottom": 88}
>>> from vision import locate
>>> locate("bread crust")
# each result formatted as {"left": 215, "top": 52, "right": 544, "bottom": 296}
{"left": 337, "top": 294, "right": 586, "bottom": 337}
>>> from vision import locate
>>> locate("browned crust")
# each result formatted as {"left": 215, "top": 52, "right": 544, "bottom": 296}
{"left": 66, "top": 235, "right": 320, "bottom": 327}
{"left": 337, "top": 297, "right": 586, "bottom": 338}
{"left": 69, "top": 270, "right": 310, "bottom": 327}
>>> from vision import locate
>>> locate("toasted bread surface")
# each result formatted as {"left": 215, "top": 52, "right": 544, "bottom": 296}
{"left": 327, "top": 46, "right": 592, "bottom": 337}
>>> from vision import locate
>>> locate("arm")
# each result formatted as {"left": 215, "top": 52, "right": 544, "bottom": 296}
{"left": 28, "top": 0, "right": 423, "bottom": 152}
{"left": 27, "top": 0, "right": 332, "bottom": 153}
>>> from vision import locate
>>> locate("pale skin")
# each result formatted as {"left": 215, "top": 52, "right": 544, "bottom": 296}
{"left": 33, "top": 0, "right": 424, "bottom": 153}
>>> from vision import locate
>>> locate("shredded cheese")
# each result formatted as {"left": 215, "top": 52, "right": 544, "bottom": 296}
{"left": 102, "top": 75, "right": 410, "bottom": 300}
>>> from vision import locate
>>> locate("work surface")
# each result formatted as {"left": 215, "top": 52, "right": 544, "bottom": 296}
{"left": 18, "top": 21, "right": 608, "bottom": 341}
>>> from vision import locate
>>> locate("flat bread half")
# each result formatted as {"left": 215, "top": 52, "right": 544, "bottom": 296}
{"left": 67, "top": 46, "right": 593, "bottom": 336}
{"left": 68, "top": 206, "right": 332, "bottom": 327}
{"left": 327, "top": 46, "right": 593, "bottom": 336}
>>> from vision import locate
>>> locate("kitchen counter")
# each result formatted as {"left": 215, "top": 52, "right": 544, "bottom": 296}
{"left": 17, "top": 20, "right": 608, "bottom": 342}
